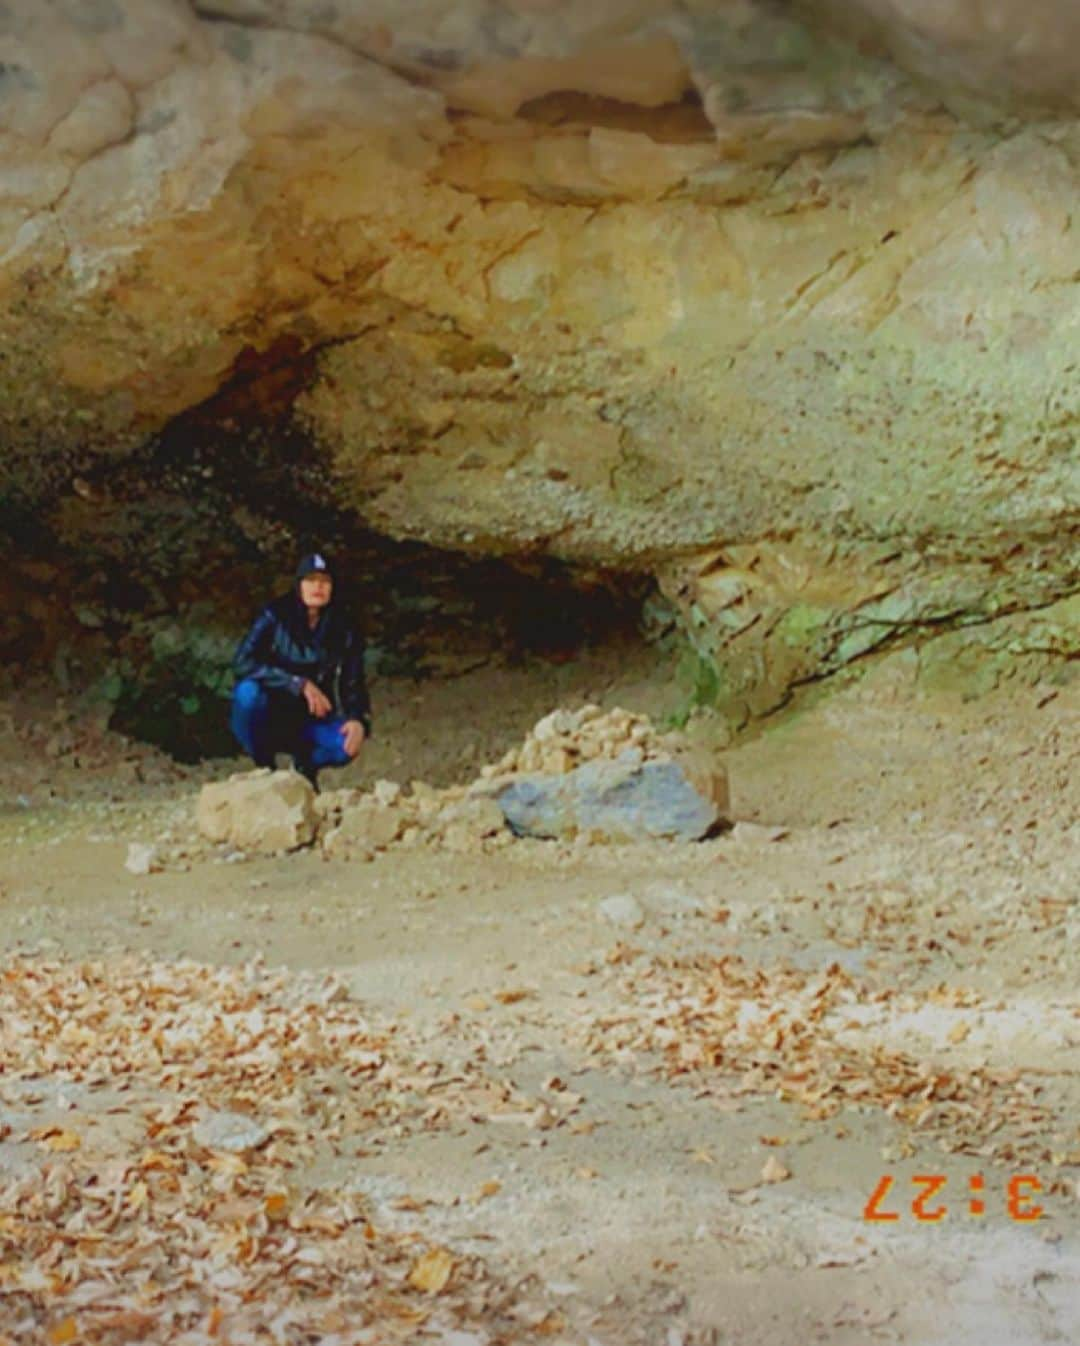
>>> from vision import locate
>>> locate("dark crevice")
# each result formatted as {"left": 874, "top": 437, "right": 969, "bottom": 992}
{"left": 758, "top": 587, "right": 1080, "bottom": 723}
{"left": 516, "top": 86, "right": 714, "bottom": 144}
{"left": 0, "top": 330, "right": 658, "bottom": 759}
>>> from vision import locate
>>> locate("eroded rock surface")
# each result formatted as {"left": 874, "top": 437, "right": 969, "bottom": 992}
{"left": 196, "top": 768, "right": 316, "bottom": 853}
{"left": 496, "top": 749, "right": 725, "bottom": 843}
{"left": 795, "top": 0, "right": 1080, "bottom": 117}
{"left": 0, "top": 0, "right": 1076, "bottom": 715}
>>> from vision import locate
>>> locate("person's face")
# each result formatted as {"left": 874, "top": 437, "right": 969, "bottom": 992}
{"left": 299, "top": 573, "right": 333, "bottom": 607}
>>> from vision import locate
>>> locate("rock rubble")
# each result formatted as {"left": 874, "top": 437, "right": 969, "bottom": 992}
{"left": 190, "top": 705, "right": 730, "bottom": 861}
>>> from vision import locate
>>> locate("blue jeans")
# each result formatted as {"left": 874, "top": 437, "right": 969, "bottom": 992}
{"left": 230, "top": 678, "right": 352, "bottom": 771}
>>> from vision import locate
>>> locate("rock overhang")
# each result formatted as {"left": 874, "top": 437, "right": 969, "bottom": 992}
{"left": 0, "top": 0, "right": 1075, "bottom": 714}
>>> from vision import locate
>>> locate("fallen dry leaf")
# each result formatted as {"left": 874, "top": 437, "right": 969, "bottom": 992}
{"left": 30, "top": 1127, "right": 81, "bottom": 1153}
{"left": 494, "top": 989, "right": 530, "bottom": 1005}
{"left": 570, "top": 948, "right": 1059, "bottom": 1169}
{"left": 139, "top": 1149, "right": 176, "bottom": 1171}
{"left": 534, "top": 1311, "right": 567, "bottom": 1336}
{"left": 264, "top": 1193, "right": 288, "bottom": 1222}
{"left": 0, "top": 952, "right": 573, "bottom": 1345}
{"left": 206, "top": 1152, "right": 247, "bottom": 1177}
{"left": 391, "top": 1195, "right": 431, "bottom": 1212}
{"left": 408, "top": 1247, "right": 456, "bottom": 1294}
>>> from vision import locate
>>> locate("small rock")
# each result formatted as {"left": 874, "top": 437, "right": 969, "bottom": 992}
{"left": 532, "top": 709, "right": 576, "bottom": 742}
{"left": 193, "top": 1110, "right": 270, "bottom": 1153}
{"left": 732, "top": 822, "right": 790, "bottom": 844}
{"left": 540, "top": 747, "right": 574, "bottom": 774}
{"left": 124, "top": 842, "right": 159, "bottom": 876}
{"left": 314, "top": 787, "right": 361, "bottom": 822}
{"left": 373, "top": 779, "right": 402, "bottom": 806}
{"left": 434, "top": 797, "right": 506, "bottom": 846}
{"left": 598, "top": 894, "right": 646, "bottom": 929}
{"left": 643, "top": 882, "right": 705, "bottom": 917}
{"left": 326, "top": 800, "right": 403, "bottom": 855}
{"left": 441, "top": 824, "right": 480, "bottom": 853}
{"left": 196, "top": 770, "right": 316, "bottom": 854}
{"left": 761, "top": 1154, "right": 791, "bottom": 1183}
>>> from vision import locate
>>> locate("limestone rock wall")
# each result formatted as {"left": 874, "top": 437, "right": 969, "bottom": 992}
{"left": 793, "top": 0, "right": 1080, "bottom": 118}
{"left": 0, "top": 1, "right": 1076, "bottom": 713}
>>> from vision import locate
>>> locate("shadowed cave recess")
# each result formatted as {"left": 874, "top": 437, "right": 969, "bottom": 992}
{"left": 0, "top": 335, "right": 657, "bottom": 761}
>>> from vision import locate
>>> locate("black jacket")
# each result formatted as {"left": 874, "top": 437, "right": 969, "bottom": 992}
{"left": 234, "top": 591, "right": 373, "bottom": 738}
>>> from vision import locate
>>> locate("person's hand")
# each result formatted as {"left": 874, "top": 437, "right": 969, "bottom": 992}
{"left": 302, "top": 680, "right": 332, "bottom": 719}
{"left": 341, "top": 719, "right": 366, "bottom": 757}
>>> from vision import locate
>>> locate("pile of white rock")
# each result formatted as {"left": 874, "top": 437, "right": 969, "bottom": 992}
{"left": 486, "top": 704, "right": 683, "bottom": 779}
{"left": 316, "top": 779, "right": 509, "bottom": 860}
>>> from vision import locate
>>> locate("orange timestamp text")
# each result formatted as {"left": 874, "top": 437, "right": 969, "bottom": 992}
{"left": 863, "top": 1173, "right": 1045, "bottom": 1223}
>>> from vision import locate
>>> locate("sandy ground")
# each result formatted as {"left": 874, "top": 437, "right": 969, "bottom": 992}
{"left": 1, "top": 640, "right": 1078, "bottom": 1345}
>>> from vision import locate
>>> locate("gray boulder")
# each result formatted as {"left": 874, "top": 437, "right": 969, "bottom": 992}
{"left": 495, "top": 748, "right": 727, "bottom": 843}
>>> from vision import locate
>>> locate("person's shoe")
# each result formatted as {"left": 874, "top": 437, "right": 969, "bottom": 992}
{"left": 293, "top": 758, "right": 320, "bottom": 793}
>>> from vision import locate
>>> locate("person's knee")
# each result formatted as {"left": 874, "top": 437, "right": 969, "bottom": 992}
{"left": 328, "top": 736, "right": 355, "bottom": 766}
{"left": 233, "top": 678, "right": 267, "bottom": 713}
{"left": 299, "top": 720, "right": 342, "bottom": 770}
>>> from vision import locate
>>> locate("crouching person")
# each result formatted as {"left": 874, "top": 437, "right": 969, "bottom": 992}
{"left": 230, "top": 552, "right": 372, "bottom": 791}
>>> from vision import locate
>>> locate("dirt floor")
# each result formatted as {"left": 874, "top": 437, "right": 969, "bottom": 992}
{"left": 1, "top": 639, "right": 1078, "bottom": 1345}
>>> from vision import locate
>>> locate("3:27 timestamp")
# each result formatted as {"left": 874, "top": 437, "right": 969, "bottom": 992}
{"left": 863, "top": 1173, "right": 1045, "bottom": 1222}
